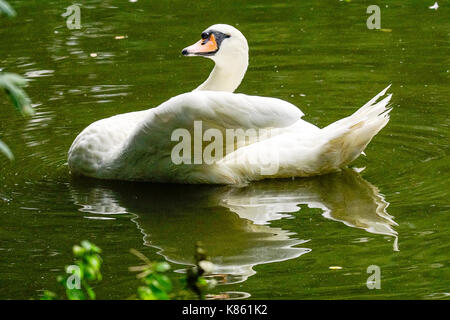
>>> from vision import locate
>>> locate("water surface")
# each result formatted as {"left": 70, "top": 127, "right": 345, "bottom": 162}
{"left": 0, "top": 0, "right": 448, "bottom": 299}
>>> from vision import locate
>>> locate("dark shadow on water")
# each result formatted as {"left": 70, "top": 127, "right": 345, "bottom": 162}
{"left": 68, "top": 169, "right": 398, "bottom": 296}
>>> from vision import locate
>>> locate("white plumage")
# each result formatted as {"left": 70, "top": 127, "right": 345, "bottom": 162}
{"left": 68, "top": 24, "right": 392, "bottom": 184}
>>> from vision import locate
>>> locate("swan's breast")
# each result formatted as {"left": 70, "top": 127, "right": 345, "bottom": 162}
{"left": 68, "top": 111, "right": 147, "bottom": 178}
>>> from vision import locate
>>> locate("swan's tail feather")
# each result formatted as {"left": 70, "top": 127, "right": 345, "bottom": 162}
{"left": 319, "top": 85, "right": 393, "bottom": 170}
{"left": 216, "top": 85, "right": 393, "bottom": 182}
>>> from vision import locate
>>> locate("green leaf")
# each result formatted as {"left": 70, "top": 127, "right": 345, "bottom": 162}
{"left": 0, "top": 73, "right": 27, "bottom": 86}
{"left": 0, "top": 139, "right": 14, "bottom": 160}
{"left": 81, "top": 240, "right": 93, "bottom": 251}
{"left": 80, "top": 240, "right": 101, "bottom": 254}
{"left": 148, "top": 284, "right": 170, "bottom": 300}
{"left": 87, "top": 255, "right": 101, "bottom": 270}
{"left": 0, "top": 73, "right": 34, "bottom": 116}
{"left": 153, "top": 274, "right": 172, "bottom": 292}
{"left": 84, "top": 266, "right": 96, "bottom": 280}
{"left": 137, "top": 286, "right": 157, "bottom": 300}
{"left": 0, "top": 0, "right": 16, "bottom": 17}
{"left": 91, "top": 244, "right": 101, "bottom": 254}
{"left": 66, "top": 288, "right": 86, "bottom": 300}
{"left": 152, "top": 290, "right": 170, "bottom": 300}
{"left": 56, "top": 275, "right": 66, "bottom": 284}
{"left": 197, "top": 277, "right": 208, "bottom": 287}
{"left": 83, "top": 283, "right": 96, "bottom": 300}
{"left": 40, "top": 290, "right": 57, "bottom": 300}
{"left": 72, "top": 245, "right": 85, "bottom": 257}
{"left": 155, "top": 262, "right": 171, "bottom": 273}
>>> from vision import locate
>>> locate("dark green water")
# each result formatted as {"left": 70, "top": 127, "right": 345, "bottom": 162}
{"left": 0, "top": 0, "right": 448, "bottom": 299}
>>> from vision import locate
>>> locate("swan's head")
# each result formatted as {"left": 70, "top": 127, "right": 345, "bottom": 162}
{"left": 181, "top": 24, "right": 248, "bottom": 68}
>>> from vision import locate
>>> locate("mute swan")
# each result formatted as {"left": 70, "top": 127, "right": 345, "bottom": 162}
{"left": 68, "top": 24, "right": 392, "bottom": 184}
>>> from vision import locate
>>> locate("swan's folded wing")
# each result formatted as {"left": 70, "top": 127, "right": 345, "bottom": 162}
{"left": 108, "top": 91, "right": 305, "bottom": 182}
{"left": 154, "top": 91, "right": 303, "bottom": 128}
{"left": 123, "top": 91, "right": 304, "bottom": 157}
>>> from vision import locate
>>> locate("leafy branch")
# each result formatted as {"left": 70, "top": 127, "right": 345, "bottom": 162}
{"left": 0, "top": 0, "right": 34, "bottom": 161}
{"left": 41, "top": 241, "right": 103, "bottom": 300}
{"left": 41, "top": 241, "right": 216, "bottom": 300}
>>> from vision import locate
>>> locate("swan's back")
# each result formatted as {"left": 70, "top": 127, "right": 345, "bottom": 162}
{"left": 68, "top": 91, "right": 305, "bottom": 182}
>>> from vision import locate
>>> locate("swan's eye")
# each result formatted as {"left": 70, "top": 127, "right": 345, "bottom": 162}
{"left": 201, "top": 32, "right": 209, "bottom": 40}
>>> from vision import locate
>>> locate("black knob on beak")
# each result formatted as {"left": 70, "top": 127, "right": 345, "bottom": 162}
{"left": 181, "top": 49, "right": 188, "bottom": 56}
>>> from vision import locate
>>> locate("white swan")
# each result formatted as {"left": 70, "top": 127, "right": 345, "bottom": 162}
{"left": 68, "top": 24, "right": 392, "bottom": 184}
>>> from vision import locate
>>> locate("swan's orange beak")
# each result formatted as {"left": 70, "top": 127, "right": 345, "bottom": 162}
{"left": 182, "top": 33, "right": 218, "bottom": 56}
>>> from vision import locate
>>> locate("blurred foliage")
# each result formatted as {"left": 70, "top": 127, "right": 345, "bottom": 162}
{"left": 41, "top": 241, "right": 215, "bottom": 300}
{"left": 0, "top": 73, "right": 34, "bottom": 116}
{"left": 0, "top": 1, "right": 33, "bottom": 161}
{"left": 129, "top": 241, "right": 216, "bottom": 300}
{"left": 129, "top": 249, "right": 173, "bottom": 300}
{"left": 0, "top": 74, "right": 34, "bottom": 160}
{"left": 184, "top": 242, "right": 216, "bottom": 299}
{"left": 41, "top": 241, "right": 103, "bottom": 300}
{"left": 0, "top": 0, "right": 16, "bottom": 17}
{"left": 0, "top": 139, "right": 14, "bottom": 160}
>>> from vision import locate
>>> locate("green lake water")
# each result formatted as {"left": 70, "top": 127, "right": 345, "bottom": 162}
{"left": 0, "top": 0, "right": 448, "bottom": 299}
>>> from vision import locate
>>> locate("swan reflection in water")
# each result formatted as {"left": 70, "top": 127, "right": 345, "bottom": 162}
{"left": 70, "top": 168, "right": 398, "bottom": 296}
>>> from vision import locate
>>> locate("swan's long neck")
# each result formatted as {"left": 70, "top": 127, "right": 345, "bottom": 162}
{"left": 194, "top": 51, "right": 248, "bottom": 93}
